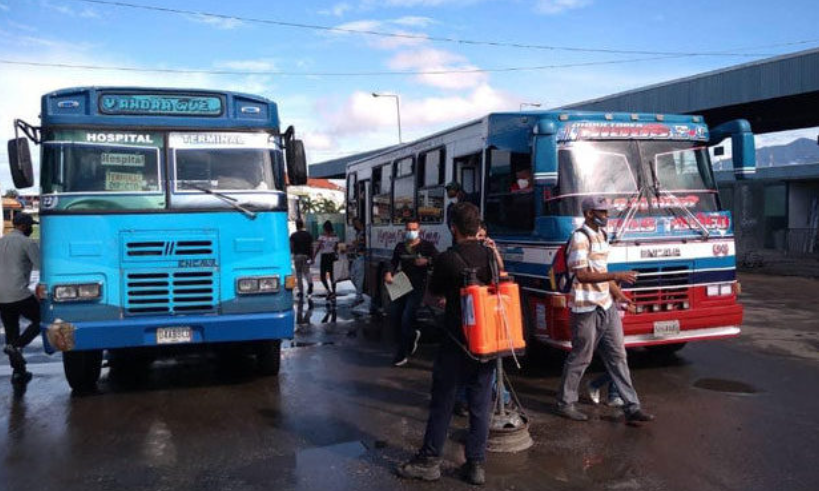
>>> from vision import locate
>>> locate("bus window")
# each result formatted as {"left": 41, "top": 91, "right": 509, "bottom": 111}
{"left": 393, "top": 156, "right": 415, "bottom": 223}
{"left": 372, "top": 163, "right": 392, "bottom": 225}
{"left": 484, "top": 149, "right": 534, "bottom": 234}
{"left": 346, "top": 173, "right": 358, "bottom": 224}
{"left": 417, "top": 148, "right": 445, "bottom": 224}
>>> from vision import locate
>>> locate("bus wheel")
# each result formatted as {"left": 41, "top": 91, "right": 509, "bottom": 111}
{"left": 255, "top": 340, "right": 282, "bottom": 376}
{"left": 63, "top": 350, "right": 103, "bottom": 392}
{"left": 646, "top": 343, "right": 687, "bottom": 357}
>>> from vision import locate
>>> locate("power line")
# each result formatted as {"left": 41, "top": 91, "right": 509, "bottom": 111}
{"left": 0, "top": 54, "right": 747, "bottom": 77}
{"left": 71, "top": 0, "right": 794, "bottom": 58}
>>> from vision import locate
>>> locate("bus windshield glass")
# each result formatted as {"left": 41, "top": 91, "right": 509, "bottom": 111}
{"left": 554, "top": 140, "right": 719, "bottom": 215}
{"left": 175, "top": 148, "right": 281, "bottom": 192}
{"left": 42, "top": 143, "right": 162, "bottom": 194}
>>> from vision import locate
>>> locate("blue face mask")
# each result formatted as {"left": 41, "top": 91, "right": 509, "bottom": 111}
{"left": 405, "top": 230, "right": 419, "bottom": 241}
{"left": 593, "top": 215, "right": 608, "bottom": 228}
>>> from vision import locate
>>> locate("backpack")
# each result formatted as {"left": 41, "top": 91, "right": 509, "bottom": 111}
{"left": 549, "top": 227, "right": 606, "bottom": 293}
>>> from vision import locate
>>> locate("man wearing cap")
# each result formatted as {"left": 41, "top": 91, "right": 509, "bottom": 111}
{"left": 0, "top": 213, "right": 41, "bottom": 384}
{"left": 555, "top": 195, "right": 655, "bottom": 425}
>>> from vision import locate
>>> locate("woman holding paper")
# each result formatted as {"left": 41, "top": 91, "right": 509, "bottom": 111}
{"left": 385, "top": 218, "right": 439, "bottom": 367}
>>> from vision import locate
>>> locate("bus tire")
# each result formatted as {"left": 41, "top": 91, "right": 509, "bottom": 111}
{"left": 646, "top": 343, "right": 686, "bottom": 357}
{"left": 63, "top": 350, "right": 103, "bottom": 392}
{"left": 255, "top": 340, "right": 282, "bottom": 376}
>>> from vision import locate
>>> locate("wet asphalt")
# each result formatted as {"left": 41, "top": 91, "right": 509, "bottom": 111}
{"left": 1, "top": 273, "right": 818, "bottom": 491}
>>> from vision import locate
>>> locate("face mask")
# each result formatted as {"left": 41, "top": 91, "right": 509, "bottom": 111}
{"left": 517, "top": 179, "right": 529, "bottom": 189}
{"left": 593, "top": 215, "right": 607, "bottom": 228}
{"left": 405, "top": 230, "right": 419, "bottom": 241}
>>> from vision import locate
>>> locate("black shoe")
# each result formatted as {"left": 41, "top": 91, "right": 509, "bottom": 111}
{"left": 556, "top": 404, "right": 588, "bottom": 421}
{"left": 396, "top": 455, "right": 441, "bottom": 481}
{"left": 4, "top": 345, "right": 26, "bottom": 372}
{"left": 11, "top": 371, "right": 32, "bottom": 385}
{"left": 625, "top": 409, "right": 655, "bottom": 426}
{"left": 461, "top": 460, "right": 486, "bottom": 485}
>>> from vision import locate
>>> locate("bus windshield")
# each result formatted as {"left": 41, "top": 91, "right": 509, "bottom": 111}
{"left": 42, "top": 143, "right": 162, "bottom": 194}
{"left": 554, "top": 140, "right": 719, "bottom": 215}
{"left": 175, "top": 148, "right": 281, "bottom": 192}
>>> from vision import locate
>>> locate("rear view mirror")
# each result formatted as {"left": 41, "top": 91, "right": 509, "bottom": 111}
{"left": 283, "top": 126, "right": 307, "bottom": 186}
{"left": 7, "top": 138, "right": 34, "bottom": 189}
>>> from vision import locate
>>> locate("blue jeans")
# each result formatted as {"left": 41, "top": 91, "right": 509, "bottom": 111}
{"left": 456, "top": 369, "right": 511, "bottom": 406}
{"left": 389, "top": 288, "right": 424, "bottom": 360}
{"left": 589, "top": 372, "right": 621, "bottom": 400}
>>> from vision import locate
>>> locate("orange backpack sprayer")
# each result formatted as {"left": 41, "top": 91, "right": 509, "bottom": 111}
{"left": 459, "top": 257, "right": 526, "bottom": 361}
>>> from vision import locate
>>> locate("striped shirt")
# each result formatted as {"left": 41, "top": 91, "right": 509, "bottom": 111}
{"left": 567, "top": 224, "right": 612, "bottom": 313}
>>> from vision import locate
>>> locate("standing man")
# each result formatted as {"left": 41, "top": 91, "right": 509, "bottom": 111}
{"left": 349, "top": 218, "right": 367, "bottom": 307}
{"left": 396, "top": 202, "right": 495, "bottom": 485}
{"left": 289, "top": 219, "right": 314, "bottom": 300}
{"left": 445, "top": 181, "right": 478, "bottom": 228}
{"left": 385, "top": 217, "right": 438, "bottom": 367}
{"left": 555, "top": 196, "right": 654, "bottom": 425}
{"left": 0, "top": 214, "right": 41, "bottom": 385}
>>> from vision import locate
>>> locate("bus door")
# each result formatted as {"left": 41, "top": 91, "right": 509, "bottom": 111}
{"left": 453, "top": 152, "right": 482, "bottom": 211}
{"left": 358, "top": 179, "right": 371, "bottom": 247}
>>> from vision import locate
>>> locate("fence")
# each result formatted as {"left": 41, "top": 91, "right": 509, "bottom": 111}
{"left": 786, "top": 228, "right": 819, "bottom": 255}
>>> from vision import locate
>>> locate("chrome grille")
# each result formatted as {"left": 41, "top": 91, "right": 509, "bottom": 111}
{"left": 628, "top": 266, "right": 691, "bottom": 311}
{"left": 125, "top": 270, "right": 216, "bottom": 315}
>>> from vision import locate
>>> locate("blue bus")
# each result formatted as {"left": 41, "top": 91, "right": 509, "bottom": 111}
{"left": 7, "top": 87, "right": 307, "bottom": 390}
{"left": 345, "top": 111, "right": 754, "bottom": 356}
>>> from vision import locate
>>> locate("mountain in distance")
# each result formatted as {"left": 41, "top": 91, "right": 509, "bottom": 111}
{"left": 756, "top": 137, "right": 819, "bottom": 166}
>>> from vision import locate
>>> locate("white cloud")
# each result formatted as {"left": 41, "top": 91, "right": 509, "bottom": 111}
{"left": 41, "top": 1, "right": 100, "bottom": 18}
{"left": 214, "top": 59, "right": 278, "bottom": 72}
{"left": 392, "top": 16, "right": 437, "bottom": 28}
{"left": 0, "top": 3, "right": 9, "bottom": 12}
{"left": 388, "top": 48, "right": 487, "bottom": 89}
{"left": 318, "top": 3, "right": 353, "bottom": 17}
{"left": 534, "top": 0, "right": 593, "bottom": 15}
{"left": 186, "top": 14, "right": 244, "bottom": 30}
{"left": 331, "top": 19, "right": 428, "bottom": 49}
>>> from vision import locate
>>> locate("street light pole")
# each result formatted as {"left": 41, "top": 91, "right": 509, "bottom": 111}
{"left": 519, "top": 102, "right": 542, "bottom": 111}
{"left": 372, "top": 92, "right": 402, "bottom": 144}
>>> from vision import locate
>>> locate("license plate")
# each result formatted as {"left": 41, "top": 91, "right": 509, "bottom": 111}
{"left": 653, "top": 320, "right": 680, "bottom": 337}
{"left": 156, "top": 327, "right": 192, "bottom": 344}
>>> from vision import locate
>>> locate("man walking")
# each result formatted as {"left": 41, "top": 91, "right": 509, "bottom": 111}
{"left": 555, "top": 196, "right": 654, "bottom": 426}
{"left": 385, "top": 218, "right": 438, "bottom": 367}
{"left": 289, "top": 219, "right": 314, "bottom": 300}
{"left": 396, "top": 202, "right": 495, "bottom": 485}
{"left": 0, "top": 214, "right": 41, "bottom": 385}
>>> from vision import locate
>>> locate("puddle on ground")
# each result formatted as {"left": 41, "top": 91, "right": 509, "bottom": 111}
{"left": 283, "top": 341, "right": 336, "bottom": 349}
{"left": 693, "top": 378, "right": 759, "bottom": 394}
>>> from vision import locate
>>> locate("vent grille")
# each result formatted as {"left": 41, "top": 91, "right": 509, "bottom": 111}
{"left": 628, "top": 266, "right": 691, "bottom": 309}
{"left": 126, "top": 240, "right": 214, "bottom": 258}
{"left": 125, "top": 270, "right": 216, "bottom": 315}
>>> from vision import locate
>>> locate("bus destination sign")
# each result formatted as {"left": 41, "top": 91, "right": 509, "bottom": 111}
{"left": 99, "top": 94, "right": 223, "bottom": 116}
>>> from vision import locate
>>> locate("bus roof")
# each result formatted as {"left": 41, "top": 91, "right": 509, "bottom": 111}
{"left": 41, "top": 86, "right": 281, "bottom": 131}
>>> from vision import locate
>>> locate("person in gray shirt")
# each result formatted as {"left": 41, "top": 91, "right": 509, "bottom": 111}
{"left": 0, "top": 213, "right": 41, "bottom": 385}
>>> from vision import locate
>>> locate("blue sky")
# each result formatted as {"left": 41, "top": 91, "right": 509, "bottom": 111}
{"left": 1, "top": 0, "right": 818, "bottom": 187}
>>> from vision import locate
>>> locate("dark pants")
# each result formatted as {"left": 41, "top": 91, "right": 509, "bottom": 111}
{"left": 0, "top": 295, "right": 41, "bottom": 372}
{"left": 389, "top": 288, "right": 424, "bottom": 359}
{"left": 420, "top": 348, "right": 495, "bottom": 463}
{"left": 319, "top": 253, "right": 336, "bottom": 294}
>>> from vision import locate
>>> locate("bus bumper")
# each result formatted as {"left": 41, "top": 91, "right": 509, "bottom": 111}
{"left": 40, "top": 310, "right": 295, "bottom": 354}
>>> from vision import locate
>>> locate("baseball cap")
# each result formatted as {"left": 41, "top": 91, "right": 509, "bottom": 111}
{"left": 12, "top": 213, "right": 38, "bottom": 226}
{"left": 580, "top": 195, "right": 611, "bottom": 212}
{"left": 445, "top": 181, "right": 462, "bottom": 192}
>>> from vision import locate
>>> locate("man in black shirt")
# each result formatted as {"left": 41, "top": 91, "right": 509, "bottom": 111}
{"left": 289, "top": 219, "right": 314, "bottom": 298}
{"left": 385, "top": 217, "right": 438, "bottom": 366}
{"left": 396, "top": 202, "right": 495, "bottom": 486}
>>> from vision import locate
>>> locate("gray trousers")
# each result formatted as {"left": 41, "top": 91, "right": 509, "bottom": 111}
{"left": 293, "top": 254, "right": 312, "bottom": 295}
{"left": 557, "top": 305, "right": 641, "bottom": 414}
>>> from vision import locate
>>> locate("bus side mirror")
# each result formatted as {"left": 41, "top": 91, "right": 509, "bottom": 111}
{"left": 285, "top": 138, "right": 308, "bottom": 186}
{"left": 7, "top": 138, "right": 34, "bottom": 189}
{"left": 709, "top": 119, "right": 755, "bottom": 180}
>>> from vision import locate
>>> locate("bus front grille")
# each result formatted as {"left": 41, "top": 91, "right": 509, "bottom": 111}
{"left": 125, "top": 240, "right": 215, "bottom": 258}
{"left": 125, "top": 270, "right": 217, "bottom": 315}
{"left": 628, "top": 266, "right": 691, "bottom": 311}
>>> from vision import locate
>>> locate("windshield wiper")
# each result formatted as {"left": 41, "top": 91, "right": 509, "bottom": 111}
{"left": 646, "top": 160, "right": 709, "bottom": 239}
{"left": 186, "top": 184, "right": 257, "bottom": 220}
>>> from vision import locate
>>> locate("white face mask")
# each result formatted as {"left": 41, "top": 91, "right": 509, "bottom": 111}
{"left": 405, "top": 230, "right": 419, "bottom": 241}
{"left": 517, "top": 178, "right": 529, "bottom": 189}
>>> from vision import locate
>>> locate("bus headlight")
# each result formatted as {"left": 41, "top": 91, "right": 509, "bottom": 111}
{"left": 236, "top": 276, "right": 280, "bottom": 295}
{"left": 53, "top": 283, "right": 102, "bottom": 302}
{"left": 706, "top": 283, "right": 734, "bottom": 297}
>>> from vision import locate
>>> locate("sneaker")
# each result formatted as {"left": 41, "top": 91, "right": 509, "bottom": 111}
{"left": 11, "top": 371, "right": 32, "bottom": 385}
{"left": 625, "top": 409, "right": 655, "bottom": 426}
{"left": 556, "top": 404, "right": 589, "bottom": 421}
{"left": 410, "top": 330, "right": 421, "bottom": 356}
{"left": 586, "top": 382, "right": 601, "bottom": 405}
{"left": 607, "top": 396, "right": 625, "bottom": 408}
{"left": 392, "top": 357, "right": 408, "bottom": 367}
{"left": 3, "top": 345, "right": 26, "bottom": 372}
{"left": 461, "top": 460, "right": 486, "bottom": 485}
{"left": 396, "top": 455, "right": 441, "bottom": 481}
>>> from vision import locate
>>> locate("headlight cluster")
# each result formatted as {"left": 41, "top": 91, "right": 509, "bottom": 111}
{"left": 706, "top": 283, "right": 734, "bottom": 297}
{"left": 237, "top": 276, "right": 280, "bottom": 295}
{"left": 53, "top": 283, "right": 102, "bottom": 302}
